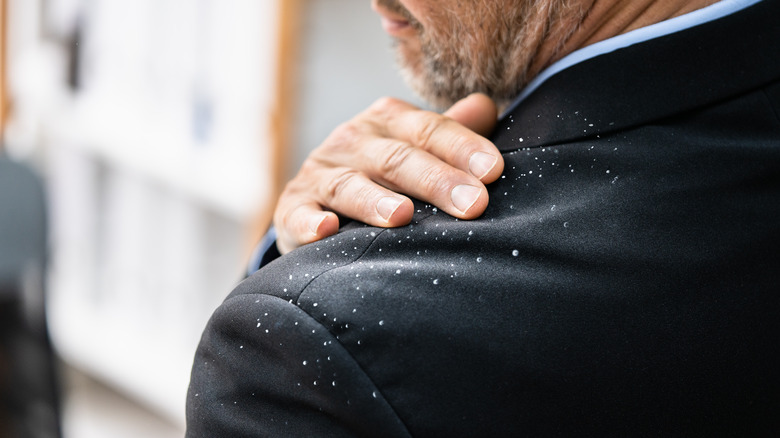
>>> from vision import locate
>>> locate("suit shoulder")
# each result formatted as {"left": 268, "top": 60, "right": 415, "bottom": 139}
{"left": 188, "top": 293, "right": 411, "bottom": 437}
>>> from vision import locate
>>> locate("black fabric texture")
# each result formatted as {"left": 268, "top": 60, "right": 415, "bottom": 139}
{"left": 187, "top": 2, "right": 780, "bottom": 436}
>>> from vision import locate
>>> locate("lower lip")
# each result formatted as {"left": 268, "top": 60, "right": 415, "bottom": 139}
{"left": 380, "top": 16, "right": 412, "bottom": 37}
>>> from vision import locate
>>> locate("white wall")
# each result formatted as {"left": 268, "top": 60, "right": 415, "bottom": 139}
{"left": 5, "top": 0, "right": 280, "bottom": 430}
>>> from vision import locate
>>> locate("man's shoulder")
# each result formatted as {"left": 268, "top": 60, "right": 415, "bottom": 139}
{"left": 232, "top": 203, "right": 493, "bottom": 335}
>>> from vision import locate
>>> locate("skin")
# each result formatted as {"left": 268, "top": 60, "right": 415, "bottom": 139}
{"left": 274, "top": 93, "right": 501, "bottom": 254}
{"left": 273, "top": 0, "right": 719, "bottom": 254}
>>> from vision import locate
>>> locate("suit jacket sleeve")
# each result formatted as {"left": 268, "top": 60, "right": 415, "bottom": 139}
{"left": 186, "top": 291, "right": 411, "bottom": 438}
{"left": 246, "top": 227, "right": 281, "bottom": 276}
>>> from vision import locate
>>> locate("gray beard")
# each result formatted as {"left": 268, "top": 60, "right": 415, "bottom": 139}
{"left": 395, "top": 39, "right": 527, "bottom": 112}
{"left": 389, "top": 0, "right": 587, "bottom": 112}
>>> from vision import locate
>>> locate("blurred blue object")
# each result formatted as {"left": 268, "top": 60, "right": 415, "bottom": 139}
{"left": 0, "top": 152, "right": 61, "bottom": 438}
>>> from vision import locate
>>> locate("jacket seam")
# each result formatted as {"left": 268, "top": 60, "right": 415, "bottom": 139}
{"left": 220, "top": 292, "right": 414, "bottom": 437}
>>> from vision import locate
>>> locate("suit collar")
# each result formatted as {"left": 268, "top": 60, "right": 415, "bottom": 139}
{"left": 492, "top": 0, "right": 780, "bottom": 151}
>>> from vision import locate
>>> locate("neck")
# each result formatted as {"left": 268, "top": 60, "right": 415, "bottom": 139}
{"left": 526, "top": 0, "right": 721, "bottom": 82}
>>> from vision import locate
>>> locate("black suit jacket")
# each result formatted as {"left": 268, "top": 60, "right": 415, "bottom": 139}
{"left": 187, "top": 2, "right": 780, "bottom": 436}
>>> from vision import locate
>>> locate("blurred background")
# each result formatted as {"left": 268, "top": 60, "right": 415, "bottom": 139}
{"left": 0, "top": 0, "right": 419, "bottom": 436}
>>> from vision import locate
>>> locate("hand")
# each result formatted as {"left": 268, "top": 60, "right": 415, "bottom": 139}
{"left": 273, "top": 93, "right": 503, "bottom": 254}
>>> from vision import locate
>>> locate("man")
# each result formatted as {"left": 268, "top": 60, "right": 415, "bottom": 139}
{"left": 187, "top": 0, "right": 780, "bottom": 435}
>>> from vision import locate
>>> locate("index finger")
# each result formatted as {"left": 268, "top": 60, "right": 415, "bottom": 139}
{"left": 367, "top": 96, "right": 504, "bottom": 184}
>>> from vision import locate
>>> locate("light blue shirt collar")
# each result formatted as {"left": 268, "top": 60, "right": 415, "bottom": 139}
{"left": 502, "top": 0, "right": 763, "bottom": 117}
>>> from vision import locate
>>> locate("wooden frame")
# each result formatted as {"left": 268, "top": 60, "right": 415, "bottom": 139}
{"left": 252, "top": 0, "right": 303, "bottom": 241}
{"left": 1, "top": 0, "right": 8, "bottom": 145}
{"left": 270, "top": 0, "right": 302, "bottom": 199}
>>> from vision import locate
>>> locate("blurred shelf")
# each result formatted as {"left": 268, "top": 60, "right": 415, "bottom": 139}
{"left": 7, "top": 0, "right": 285, "bottom": 430}
{"left": 50, "top": 291, "right": 197, "bottom": 428}
{"left": 61, "top": 363, "right": 184, "bottom": 438}
{"left": 47, "top": 93, "right": 269, "bottom": 221}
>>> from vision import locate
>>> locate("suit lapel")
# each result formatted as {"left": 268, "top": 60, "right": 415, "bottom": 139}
{"left": 492, "top": 0, "right": 780, "bottom": 151}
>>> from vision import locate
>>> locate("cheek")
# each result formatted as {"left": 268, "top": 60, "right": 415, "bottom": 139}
{"left": 397, "top": 0, "right": 425, "bottom": 17}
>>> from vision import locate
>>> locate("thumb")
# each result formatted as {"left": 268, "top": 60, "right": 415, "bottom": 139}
{"left": 444, "top": 93, "right": 498, "bottom": 136}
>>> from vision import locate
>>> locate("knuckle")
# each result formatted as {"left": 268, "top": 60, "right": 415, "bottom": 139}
{"left": 318, "top": 122, "right": 363, "bottom": 156}
{"left": 298, "top": 159, "right": 321, "bottom": 177}
{"left": 278, "top": 206, "right": 297, "bottom": 230}
{"left": 274, "top": 203, "right": 296, "bottom": 235}
{"left": 443, "top": 135, "right": 474, "bottom": 163}
{"left": 413, "top": 113, "right": 447, "bottom": 151}
{"left": 324, "top": 169, "right": 361, "bottom": 201}
{"left": 332, "top": 121, "right": 362, "bottom": 143}
{"left": 416, "top": 165, "right": 454, "bottom": 197}
{"left": 369, "top": 96, "right": 402, "bottom": 114}
{"left": 284, "top": 162, "right": 323, "bottom": 196}
{"left": 377, "top": 141, "right": 415, "bottom": 180}
{"left": 276, "top": 185, "right": 303, "bottom": 224}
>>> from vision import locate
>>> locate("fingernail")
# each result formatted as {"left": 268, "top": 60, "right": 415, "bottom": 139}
{"left": 376, "top": 197, "right": 403, "bottom": 222}
{"left": 451, "top": 184, "right": 481, "bottom": 214}
{"left": 468, "top": 152, "right": 497, "bottom": 180}
{"left": 308, "top": 213, "right": 329, "bottom": 235}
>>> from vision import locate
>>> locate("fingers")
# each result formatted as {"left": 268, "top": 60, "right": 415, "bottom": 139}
{"left": 274, "top": 167, "right": 415, "bottom": 254}
{"left": 360, "top": 136, "right": 489, "bottom": 219}
{"left": 317, "top": 168, "right": 415, "bottom": 226}
{"left": 375, "top": 94, "right": 504, "bottom": 185}
{"left": 274, "top": 203, "right": 339, "bottom": 254}
{"left": 273, "top": 94, "right": 505, "bottom": 253}
{"left": 355, "top": 94, "right": 501, "bottom": 219}
{"left": 444, "top": 93, "right": 498, "bottom": 137}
